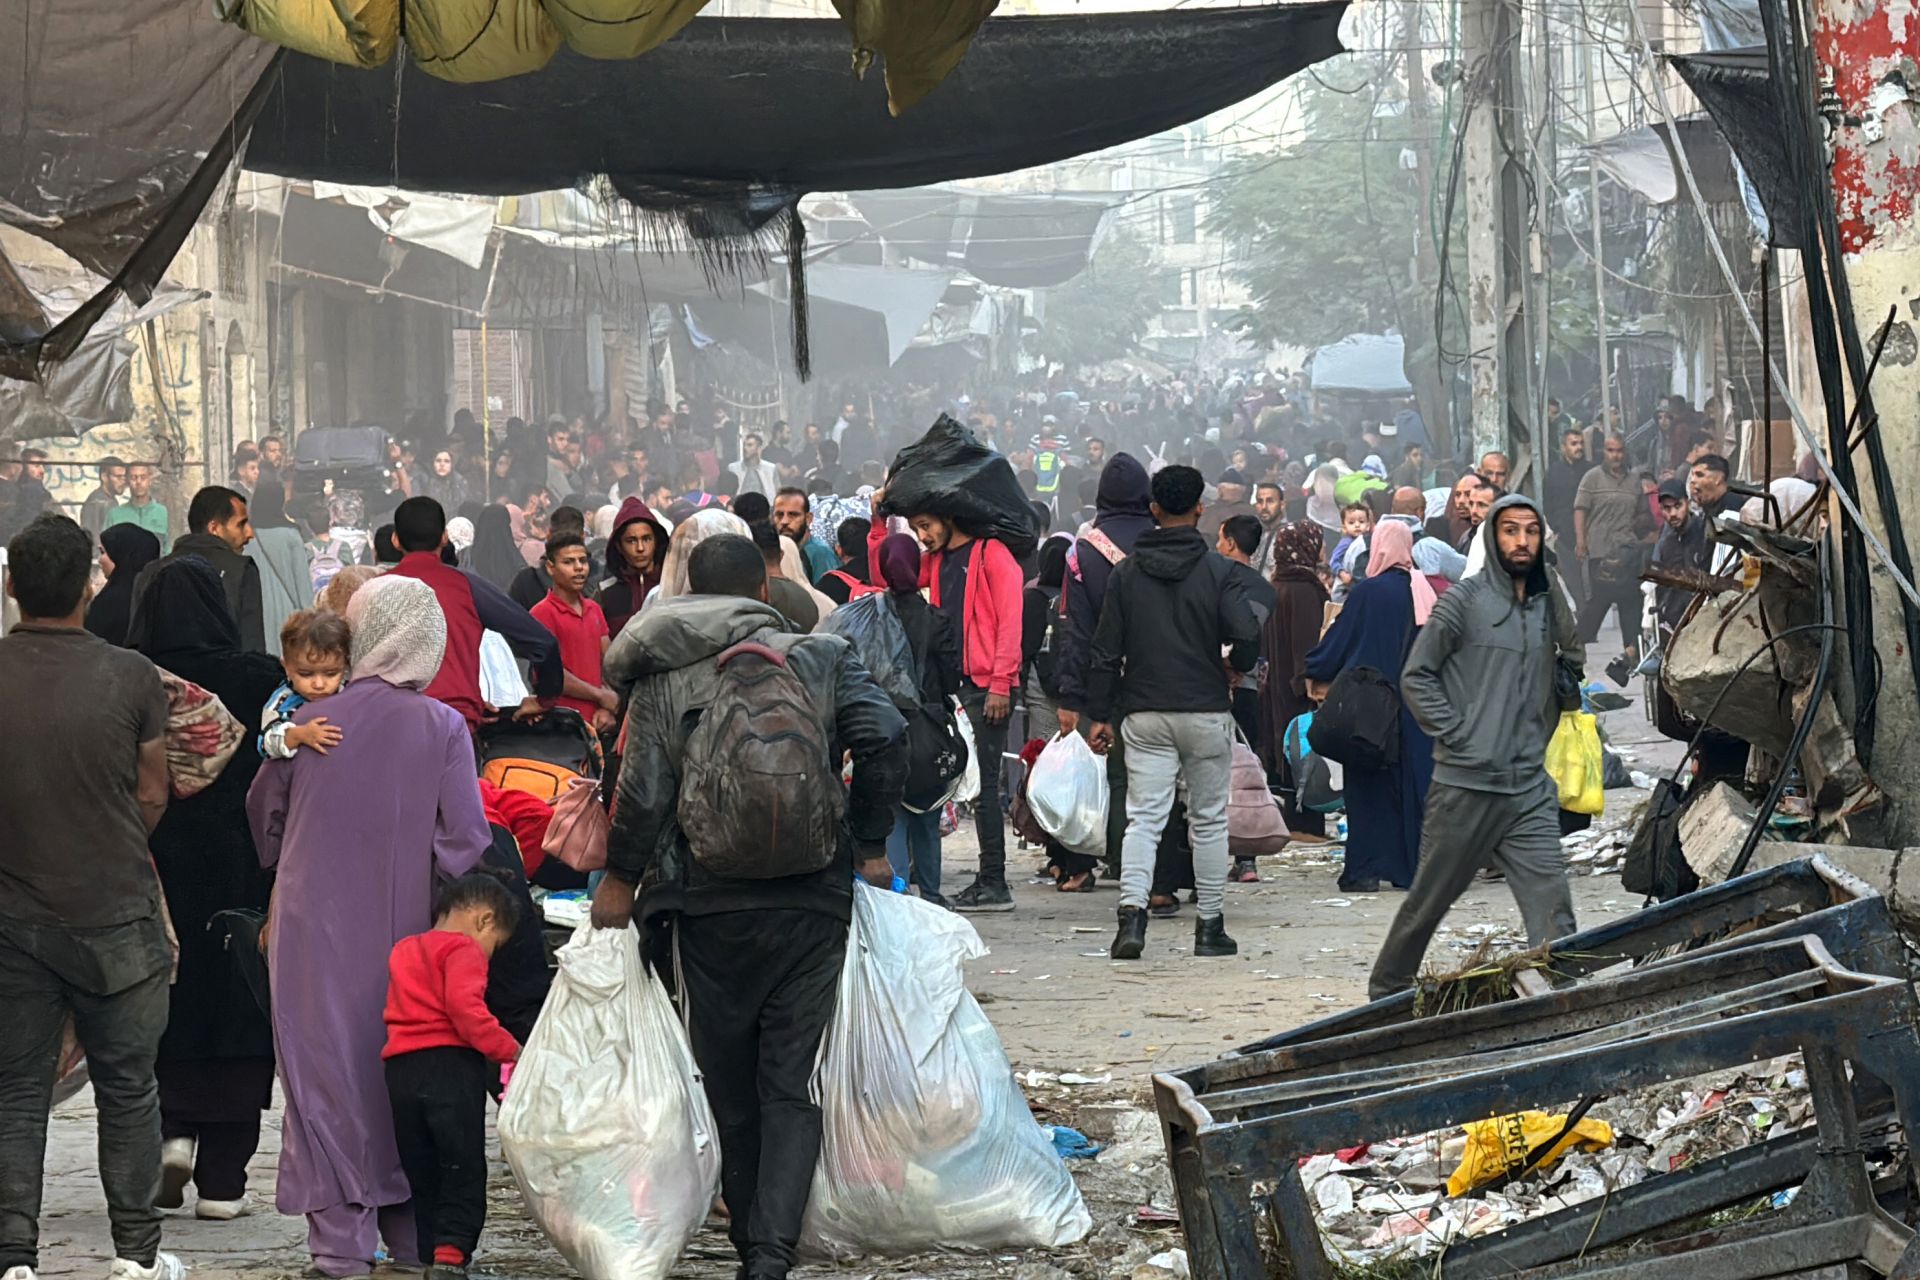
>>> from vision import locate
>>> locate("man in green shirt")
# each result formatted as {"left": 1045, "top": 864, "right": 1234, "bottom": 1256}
{"left": 103, "top": 464, "right": 170, "bottom": 551}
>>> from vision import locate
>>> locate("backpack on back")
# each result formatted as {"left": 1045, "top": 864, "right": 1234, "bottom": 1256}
{"left": 309, "top": 535, "right": 347, "bottom": 596}
{"left": 679, "top": 641, "right": 845, "bottom": 879}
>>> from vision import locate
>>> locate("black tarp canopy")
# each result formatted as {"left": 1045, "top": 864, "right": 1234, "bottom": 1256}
{"left": 1668, "top": 47, "right": 1804, "bottom": 246}
{"left": 3, "top": 1, "right": 1349, "bottom": 382}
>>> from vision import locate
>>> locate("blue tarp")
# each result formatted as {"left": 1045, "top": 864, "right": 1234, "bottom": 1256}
{"left": 1306, "top": 333, "right": 1411, "bottom": 395}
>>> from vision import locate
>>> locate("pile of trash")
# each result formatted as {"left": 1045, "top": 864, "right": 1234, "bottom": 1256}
{"left": 1300, "top": 1057, "right": 1814, "bottom": 1266}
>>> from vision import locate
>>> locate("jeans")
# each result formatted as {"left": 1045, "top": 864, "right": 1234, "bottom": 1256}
{"left": 958, "top": 684, "right": 1009, "bottom": 885}
{"left": 679, "top": 910, "right": 847, "bottom": 1279}
{"left": 1117, "top": 711, "right": 1235, "bottom": 917}
{"left": 885, "top": 806, "right": 943, "bottom": 896}
{"left": 0, "top": 922, "right": 171, "bottom": 1270}
{"left": 386, "top": 1047, "right": 490, "bottom": 1267}
{"left": 1369, "top": 777, "right": 1576, "bottom": 998}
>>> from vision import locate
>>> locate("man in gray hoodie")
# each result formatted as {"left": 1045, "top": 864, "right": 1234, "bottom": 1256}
{"left": 1369, "top": 493, "right": 1581, "bottom": 998}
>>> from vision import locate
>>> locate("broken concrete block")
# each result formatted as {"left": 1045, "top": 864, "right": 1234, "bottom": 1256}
{"left": 1678, "top": 782, "right": 1763, "bottom": 883}
{"left": 1664, "top": 592, "right": 1795, "bottom": 753}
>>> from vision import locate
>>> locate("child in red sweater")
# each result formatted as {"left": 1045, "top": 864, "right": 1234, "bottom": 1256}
{"left": 383, "top": 874, "right": 524, "bottom": 1280}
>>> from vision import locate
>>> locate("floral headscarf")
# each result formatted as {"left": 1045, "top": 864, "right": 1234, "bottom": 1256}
{"left": 1270, "top": 520, "right": 1327, "bottom": 589}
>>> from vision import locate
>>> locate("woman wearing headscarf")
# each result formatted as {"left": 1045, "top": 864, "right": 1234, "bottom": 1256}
{"left": 649, "top": 507, "right": 750, "bottom": 608}
{"left": 1303, "top": 520, "right": 1436, "bottom": 891}
{"left": 246, "top": 575, "right": 490, "bottom": 1276}
{"left": 443, "top": 516, "right": 475, "bottom": 559}
{"left": 1305, "top": 464, "right": 1343, "bottom": 544}
{"left": 466, "top": 505, "right": 524, "bottom": 592}
{"left": 246, "top": 480, "right": 313, "bottom": 657}
{"left": 1281, "top": 461, "right": 1310, "bottom": 522}
{"left": 598, "top": 496, "right": 670, "bottom": 635}
{"left": 876, "top": 533, "right": 962, "bottom": 906}
{"left": 86, "top": 523, "right": 162, "bottom": 647}
{"left": 1261, "top": 521, "right": 1332, "bottom": 837}
{"left": 136, "top": 558, "right": 283, "bottom": 1217}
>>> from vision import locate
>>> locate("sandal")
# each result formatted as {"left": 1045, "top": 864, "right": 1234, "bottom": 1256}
{"left": 1057, "top": 870, "right": 1097, "bottom": 893}
{"left": 1148, "top": 894, "right": 1182, "bottom": 918}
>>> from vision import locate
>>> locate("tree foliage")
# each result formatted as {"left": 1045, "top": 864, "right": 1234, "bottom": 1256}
{"left": 1034, "top": 231, "right": 1172, "bottom": 369}
{"left": 1208, "top": 69, "right": 1441, "bottom": 352}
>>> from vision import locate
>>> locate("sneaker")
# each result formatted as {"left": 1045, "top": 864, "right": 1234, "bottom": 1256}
{"left": 1229, "top": 859, "right": 1260, "bottom": 884}
{"left": 108, "top": 1255, "right": 186, "bottom": 1280}
{"left": 951, "top": 879, "right": 1014, "bottom": 912}
{"left": 5, "top": 1265, "right": 40, "bottom": 1280}
{"left": 195, "top": 1196, "right": 249, "bottom": 1221}
{"left": 157, "top": 1138, "right": 193, "bottom": 1210}
{"left": 919, "top": 890, "right": 953, "bottom": 911}
{"left": 1605, "top": 652, "right": 1637, "bottom": 687}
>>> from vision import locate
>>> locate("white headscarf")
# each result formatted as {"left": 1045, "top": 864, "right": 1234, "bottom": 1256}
{"left": 780, "top": 534, "right": 838, "bottom": 625}
{"left": 345, "top": 574, "right": 446, "bottom": 689}
{"left": 591, "top": 504, "right": 618, "bottom": 542}
{"left": 445, "top": 517, "right": 475, "bottom": 553}
{"left": 651, "top": 508, "right": 751, "bottom": 606}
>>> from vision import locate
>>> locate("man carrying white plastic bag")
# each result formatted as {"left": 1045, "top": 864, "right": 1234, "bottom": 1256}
{"left": 801, "top": 883, "right": 1092, "bottom": 1259}
{"left": 587, "top": 533, "right": 908, "bottom": 1280}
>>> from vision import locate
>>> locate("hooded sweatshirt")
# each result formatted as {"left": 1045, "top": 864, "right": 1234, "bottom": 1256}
{"left": 1084, "top": 524, "right": 1261, "bottom": 722}
{"left": 1055, "top": 453, "right": 1155, "bottom": 713}
{"left": 604, "top": 595, "right": 907, "bottom": 920}
{"left": 1401, "top": 494, "right": 1579, "bottom": 794}
{"left": 598, "top": 496, "right": 669, "bottom": 636}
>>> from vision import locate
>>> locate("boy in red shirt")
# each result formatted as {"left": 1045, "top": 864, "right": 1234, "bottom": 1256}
{"left": 383, "top": 874, "right": 523, "bottom": 1280}
{"left": 528, "top": 532, "right": 620, "bottom": 733}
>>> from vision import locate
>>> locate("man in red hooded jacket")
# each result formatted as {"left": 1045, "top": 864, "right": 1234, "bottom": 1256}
{"left": 870, "top": 498, "right": 1024, "bottom": 911}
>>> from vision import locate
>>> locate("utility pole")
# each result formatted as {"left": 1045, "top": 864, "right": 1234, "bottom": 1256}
{"left": 1583, "top": 30, "right": 1611, "bottom": 439}
{"left": 1459, "top": 0, "right": 1534, "bottom": 470}
{"left": 1401, "top": 0, "right": 1450, "bottom": 454}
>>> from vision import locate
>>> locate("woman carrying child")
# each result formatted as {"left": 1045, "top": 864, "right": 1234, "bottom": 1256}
{"left": 248, "top": 575, "right": 492, "bottom": 1277}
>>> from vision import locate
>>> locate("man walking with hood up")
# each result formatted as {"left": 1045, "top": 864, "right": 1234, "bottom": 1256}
{"left": 1369, "top": 493, "right": 1581, "bottom": 998}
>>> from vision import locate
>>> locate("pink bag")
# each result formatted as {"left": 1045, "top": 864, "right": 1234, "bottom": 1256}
{"left": 1225, "top": 734, "right": 1290, "bottom": 857}
{"left": 542, "top": 776, "right": 610, "bottom": 872}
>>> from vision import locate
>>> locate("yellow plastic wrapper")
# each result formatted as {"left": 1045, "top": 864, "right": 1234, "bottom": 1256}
{"left": 1545, "top": 710, "right": 1605, "bottom": 816}
{"left": 1446, "top": 1110, "right": 1614, "bottom": 1196}
{"left": 834, "top": 0, "right": 1000, "bottom": 115}
{"left": 408, "top": 0, "right": 562, "bottom": 82}
{"left": 217, "top": 0, "right": 399, "bottom": 68}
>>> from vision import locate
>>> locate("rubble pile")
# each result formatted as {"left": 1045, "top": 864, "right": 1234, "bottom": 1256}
{"left": 1297, "top": 1058, "right": 1817, "bottom": 1267}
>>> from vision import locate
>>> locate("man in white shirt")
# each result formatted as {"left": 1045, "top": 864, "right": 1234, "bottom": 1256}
{"left": 730, "top": 432, "right": 781, "bottom": 499}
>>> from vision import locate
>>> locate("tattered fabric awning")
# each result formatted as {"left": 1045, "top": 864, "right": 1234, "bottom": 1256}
{"left": 688, "top": 262, "right": 954, "bottom": 372}
{"left": 1585, "top": 116, "right": 1742, "bottom": 207}
{"left": 849, "top": 188, "right": 1118, "bottom": 288}
{"left": 1668, "top": 47, "right": 1805, "bottom": 246}
{"left": 1, "top": 0, "right": 1350, "bottom": 384}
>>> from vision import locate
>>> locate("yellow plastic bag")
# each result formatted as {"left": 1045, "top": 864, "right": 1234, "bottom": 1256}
{"left": 407, "top": 0, "right": 562, "bottom": 82}
{"left": 1545, "top": 710, "right": 1604, "bottom": 816}
{"left": 217, "top": 0, "right": 399, "bottom": 68}
{"left": 544, "top": 0, "right": 710, "bottom": 61}
{"left": 1446, "top": 1110, "right": 1614, "bottom": 1196}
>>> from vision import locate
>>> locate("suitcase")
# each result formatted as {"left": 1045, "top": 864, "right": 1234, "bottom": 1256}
{"left": 295, "top": 426, "right": 390, "bottom": 473}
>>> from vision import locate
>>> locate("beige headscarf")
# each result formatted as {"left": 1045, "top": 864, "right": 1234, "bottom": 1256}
{"left": 345, "top": 574, "right": 446, "bottom": 688}
{"left": 591, "top": 504, "right": 619, "bottom": 543}
{"left": 780, "top": 533, "right": 838, "bottom": 625}
{"left": 316, "top": 564, "right": 381, "bottom": 614}
{"left": 650, "top": 508, "right": 751, "bottom": 607}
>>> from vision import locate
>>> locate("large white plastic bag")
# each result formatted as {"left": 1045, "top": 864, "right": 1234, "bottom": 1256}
{"left": 498, "top": 924, "right": 720, "bottom": 1280}
{"left": 1026, "top": 731, "right": 1109, "bottom": 854}
{"left": 801, "top": 884, "right": 1091, "bottom": 1259}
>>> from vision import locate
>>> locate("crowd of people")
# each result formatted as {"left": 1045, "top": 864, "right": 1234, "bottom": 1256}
{"left": 0, "top": 365, "right": 1772, "bottom": 1280}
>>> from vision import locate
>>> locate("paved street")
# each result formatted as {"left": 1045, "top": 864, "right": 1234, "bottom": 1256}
{"left": 37, "top": 685, "right": 1673, "bottom": 1280}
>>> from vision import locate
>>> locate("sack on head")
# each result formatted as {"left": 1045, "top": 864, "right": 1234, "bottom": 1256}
{"left": 679, "top": 641, "right": 845, "bottom": 879}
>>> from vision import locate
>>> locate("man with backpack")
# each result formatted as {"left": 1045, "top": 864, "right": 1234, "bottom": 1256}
{"left": 1085, "top": 465, "right": 1262, "bottom": 961}
{"left": 589, "top": 533, "right": 906, "bottom": 1280}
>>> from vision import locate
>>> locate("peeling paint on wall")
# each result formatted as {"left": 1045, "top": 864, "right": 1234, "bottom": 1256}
{"left": 1820, "top": 0, "right": 1920, "bottom": 250}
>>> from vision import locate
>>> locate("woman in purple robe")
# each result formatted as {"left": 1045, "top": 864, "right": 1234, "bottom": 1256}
{"left": 247, "top": 575, "right": 491, "bottom": 1276}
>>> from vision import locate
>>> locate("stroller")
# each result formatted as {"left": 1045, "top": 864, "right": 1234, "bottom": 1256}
{"left": 478, "top": 708, "right": 604, "bottom": 893}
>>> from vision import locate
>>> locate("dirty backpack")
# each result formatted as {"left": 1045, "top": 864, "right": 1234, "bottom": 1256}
{"left": 679, "top": 640, "right": 845, "bottom": 879}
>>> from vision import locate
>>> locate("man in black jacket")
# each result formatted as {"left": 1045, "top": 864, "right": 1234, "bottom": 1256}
{"left": 589, "top": 534, "right": 905, "bottom": 1280}
{"left": 1086, "top": 466, "right": 1261, "bottom": 961}
{"left": 125, "top": 486, "right": 266, "bottom": 653}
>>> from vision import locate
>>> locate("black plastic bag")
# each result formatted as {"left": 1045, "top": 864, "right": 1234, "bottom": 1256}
{"left": 882, "top": 415, "right": 1038, "bottom": 559}
{"left": 1307, "top": 667, "right": 1402, "bottom": 769}
{"left": 1621, "top": 778, "right": 1698, "bottom": 900}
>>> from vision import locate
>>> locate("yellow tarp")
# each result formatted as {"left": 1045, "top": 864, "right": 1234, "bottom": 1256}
{"left": 835, "top": 0, "right": 1000, "bottom": 115}
{"left": 221, "top": 0, "right": 997, "bottom": 108}
{"left": 1446, "top": 1110, "right": 1615, "bottom": 1197}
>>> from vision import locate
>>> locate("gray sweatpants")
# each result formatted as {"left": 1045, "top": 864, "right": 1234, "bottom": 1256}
{"left": 1118, "top": 710, "right": 1233, "bottom": 918}
{"left": 1368, "top": 776, "right": 1576, "bottom": 999}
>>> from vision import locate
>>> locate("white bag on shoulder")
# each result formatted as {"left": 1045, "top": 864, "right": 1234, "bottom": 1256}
{"left": 499, "top": 924, "right": 720, "bottom": 1280}
{"left": 1025, "top": 731, "right": 1109, "bottom": 855}
{"left": 801, "top": 884, "right": 1091, "bottom": 1259}
{"left": 950, "top": 703, "right": 981, "bottom": 805}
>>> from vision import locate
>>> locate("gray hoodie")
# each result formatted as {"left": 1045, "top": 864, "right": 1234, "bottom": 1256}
{"left": 603, "top": 594, "right": 907, "bottom": 919}
{"left": 1401, "top": 494, "right": 1579, "bottom": 794}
